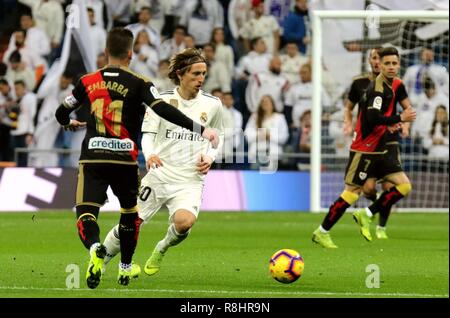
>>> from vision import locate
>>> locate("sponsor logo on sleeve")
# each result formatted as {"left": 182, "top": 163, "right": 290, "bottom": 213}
{"left": 64, "top": 95, "right": 79, "bottom": 109}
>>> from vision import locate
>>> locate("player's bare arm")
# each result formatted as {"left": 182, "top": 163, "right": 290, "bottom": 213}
{"left": 343, "top": 99, "right": 355, "bottom": 135}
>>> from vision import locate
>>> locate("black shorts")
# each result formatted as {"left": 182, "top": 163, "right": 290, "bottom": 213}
{"left": 372, "top": 143, "right": 403, "bottom": 181}
{"left": 344, "top": 151, "right": 380, "bottom": 187}
{"left": 76, "top": 162, "right": 140, "bottom": 210}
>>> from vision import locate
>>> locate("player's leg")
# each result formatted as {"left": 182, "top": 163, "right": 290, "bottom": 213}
{"left": 365, "top": 172, "right": 411, "bottom": 220}
{"left": 375, "top": 144, "right": 403, "bottom": 238}
{"left": 313, "top": 151, "right": 371, "bottom": 248}
{"left": 103, "top": 177, "right": 161, "bottom": 266}
{"left": 145, "top": 185, "right": 201, "bottom": 275}
{"left": 109, "top": 164, "right": 143, "bottom": 286}
{"left": 351, "top": 154, "right": 383, "bottom": 242}
{"left": 312, "top": 185, "right": 360, "bottom": 248}
{"left": 75, "top": 163, "right": 109, "bottom": 289}
{"left": 362, "top": 178, "right": 378, "bottom": 202}
{"left": 376, "top": 181, "right": 394, "bottom": 239}
{"left": 358, "top": 146, "right": 410, "bottom": 238}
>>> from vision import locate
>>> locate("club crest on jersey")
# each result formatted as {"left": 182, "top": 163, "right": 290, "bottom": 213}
{"left": 359, "top": 172, "right": 368, "bottom": 180}
{"left": 373, "top": 96, "right": 382, "bottom": 110}
{"left": 200, "top": 112, "right": 208, "bottom": 123}
{"left": 169, "top": 99, "right": 179, "bottom": 108}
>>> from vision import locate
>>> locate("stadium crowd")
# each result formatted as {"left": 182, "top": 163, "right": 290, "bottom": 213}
{"left": 0, "top": 0, "right": 448, "bottom": 169}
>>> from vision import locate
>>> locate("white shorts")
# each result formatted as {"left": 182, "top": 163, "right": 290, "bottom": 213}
{"left": 138, "top": 173, "right": 204, "bottom": 223}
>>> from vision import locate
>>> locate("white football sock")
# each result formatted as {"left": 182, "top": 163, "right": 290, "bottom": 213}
{"left": 319, "top": 225, "right": 328, "bottom": 234}
{"left": 156, "top": 223, "right": 189, "bottom": 254}
{"left": 89, "top": 242, "right": 101, "bottom": 254}
{"left": 103, "top": 225, "right": 120, "bottom": 265}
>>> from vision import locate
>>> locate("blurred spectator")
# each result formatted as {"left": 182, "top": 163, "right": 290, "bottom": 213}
{"left": 423, "top": 105, "right": 449, "bottom": 159}
{"left": 411, "top": 77, "right": 449, "bottom": 141}
{"left": 133, "top": 0, "right": 166, "bottom": 34}
{"left": 159, "top": 25, "right": 186, "bottom": 61}
{"left": 5, "top": 51, "right": 36, "bottom": 92}
{"left": 0, "top": 79, "right": 16, "bottom": 161}
{"left": 223, "top": 92, "right": 243, "bottom": 149}
{"left": 211, "top": 89, "right": 234, "bottom": 164}
{"left": 7, "top": 12, "right": 50, "bottom": 59}
{"left": 184, "top": 33, "right": 197, "bottom": 49}
{"left": 245, "top": 56, "right": 288, "bottom": 113}
{"left": 211, "top": 27, "right": 234, "bottom": 77}
{"left": 19, "top": 0, "right": 64, "bottom": 51}
{"left": 152, "top": 60, "right": 174, "bottom": 92}
{"left": 3, "top": 29, "right": 47, "bottom": 79}
{"left": 284, "top": 62, "right": 331, "bottom": 128}
{"left": 280, "top": 41, "right": 309, "bottom": 84}
{"left": 105, "top": 0, "right": 133, "bottom": 28}
{"left": 298, "top": 109, "right": 311, "bottom": 153}
{"left": 228, "top": 0, "right": 253, "bottom": 44}
{"left": 179, "top": 0, "right": 224, "bottom": 47}
{"left": 86, "top": 0, "right": 107, "bottom": 30}
{"left": 264, "top": 0, "right": 293, "bottom": 28}
{"left": 234, "top": 37, "right": 271, "bottom": 80}
{"left": 160, "top": 0, "right": 187, "bottom": 39}
{"left": 0, "top": 63, "right": 7, "bottom": 78}
{"left": 87, "top": 7, "right": 107, "bottom": 58}
{"left": 245, "top": 95, "right": 288, "bottom": 170}
{"left": 9, "top": 80, "right": 36, "bottom": 167}
{"left": 126, "top": 6, "right": 161, "bottom": 50}
{"left": 129, "top": 30, "right": 159, "bottom": 78}
{"left": 328, "top": 104, "right": 352, "bottom": 156}
{"left": 403, "top": 47, "right": 449, "bottom": 104}
{"left": 240, "top": 0, "right": 280, "bottom": 55}
{"left": 28, "top": 72, "right": 74, "bottom": 167}
{"left": 97, "top": 52, "right": 107, "bottom": 69}
{"left": 202, "top": 43, "right": 231, "bottom": 93}
{"left": 282, "top": 0, "right": 310, "bottom": 55}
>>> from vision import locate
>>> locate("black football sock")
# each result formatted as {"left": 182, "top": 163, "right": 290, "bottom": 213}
{"left": 378, "top": 206, "right": 392, "bottom": 227}
{"left": 369, "top": 187, "right": 404, "bottom": 217}
{"left": 119, "top": 212, "right": 142, "bottom": 265}
{"left": 321, "top": 197, "right": 350, "bottom": 231}
{"left": 77, "top": 214, "right": 100, "bottom": 250}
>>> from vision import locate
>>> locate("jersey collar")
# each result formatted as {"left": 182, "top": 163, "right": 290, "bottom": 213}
{"left": 174, "top": 86, "right": 200, "bottom": 107}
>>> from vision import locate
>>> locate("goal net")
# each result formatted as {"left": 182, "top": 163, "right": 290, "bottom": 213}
{"left": 310, "top": 10, "right": 449, "bottom": 212}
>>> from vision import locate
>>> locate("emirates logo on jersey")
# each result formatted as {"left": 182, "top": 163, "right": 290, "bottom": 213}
{"left": 200, "top": 112, "right": 208, "bottom": 123}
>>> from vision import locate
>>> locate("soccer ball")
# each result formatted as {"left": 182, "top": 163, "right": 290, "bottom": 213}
{"left": 269, "top": 249, "right": 304, "bottom": 284}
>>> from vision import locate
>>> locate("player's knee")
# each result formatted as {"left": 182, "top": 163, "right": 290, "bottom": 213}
{"left": 340, "top": 190, "right": 359, "bottom": 205}
{"left": 396, "top": 183, "right": 412, "bottom": 196}
{"left": 174, "top": 218, "right": 195, "bottom": 234}
{"left": 362, "top": 188, "right": 377, "bottom": 199}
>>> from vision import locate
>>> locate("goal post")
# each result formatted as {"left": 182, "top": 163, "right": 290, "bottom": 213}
{"left": 311, "top": 10, "right": 449, "bottom": 212}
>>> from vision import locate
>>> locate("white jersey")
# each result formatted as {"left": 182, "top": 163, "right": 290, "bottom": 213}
{"left": 141, "top": 88, "right": 224, "bottom": 184}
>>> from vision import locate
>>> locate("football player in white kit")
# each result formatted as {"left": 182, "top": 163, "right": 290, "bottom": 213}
{"left": 102, "top": 48, "right": 224, "bottom": 276}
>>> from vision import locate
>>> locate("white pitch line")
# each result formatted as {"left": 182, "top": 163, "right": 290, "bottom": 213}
{"left": 0, "top": 286, "right": 447, "bottom": 298}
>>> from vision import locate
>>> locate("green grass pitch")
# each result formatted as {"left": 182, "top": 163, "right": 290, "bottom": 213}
{"left": 0, "top": 211, "right": 447, "bottom": 298}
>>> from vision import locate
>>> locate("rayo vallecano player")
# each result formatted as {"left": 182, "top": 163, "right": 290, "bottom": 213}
{"left": 103, "top": 48, "right": 224, "bottom": 275}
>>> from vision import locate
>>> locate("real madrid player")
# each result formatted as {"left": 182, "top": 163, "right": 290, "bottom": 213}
{"left": 103, "top": 48, "right": 224, "bottom": 275}
{"left": 55, "top": 29, "right": 219, "bottom": 288}
{"left": 311, "top": 47, "right": 416, "bottom": 248}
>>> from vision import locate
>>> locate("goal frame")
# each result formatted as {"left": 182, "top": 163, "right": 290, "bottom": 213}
{"left": 311, "top": 10, "right": 450, "bottom": 212}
